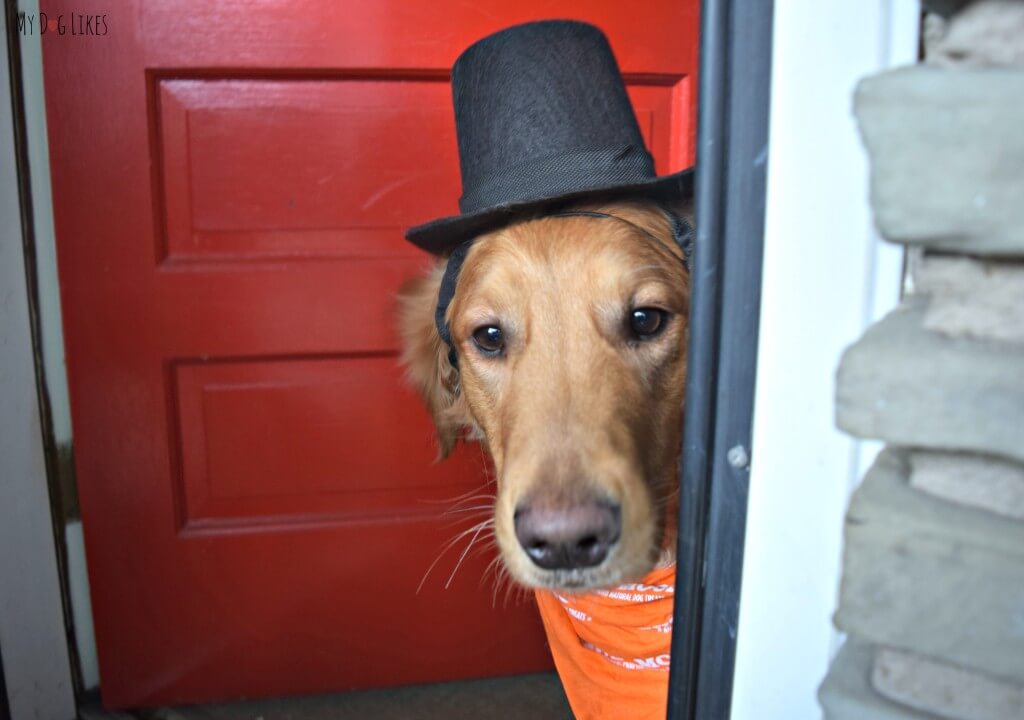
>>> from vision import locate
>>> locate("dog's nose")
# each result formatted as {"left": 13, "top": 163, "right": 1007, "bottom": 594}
{"left": 514, "top": 501, "right": 621, "bottom": 570}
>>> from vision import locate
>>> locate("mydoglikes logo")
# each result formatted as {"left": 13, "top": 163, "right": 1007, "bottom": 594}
{"left": 17, "top": 11, "right": 109, "bottom": 36}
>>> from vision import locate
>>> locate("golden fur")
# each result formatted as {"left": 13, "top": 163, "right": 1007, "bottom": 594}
{"left": 398, "top": 199, "right": 690, "bottom": 591}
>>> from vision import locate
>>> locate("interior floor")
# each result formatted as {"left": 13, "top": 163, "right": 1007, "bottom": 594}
{"left": 78, "top": 672, "right": 573, "bottom": 720}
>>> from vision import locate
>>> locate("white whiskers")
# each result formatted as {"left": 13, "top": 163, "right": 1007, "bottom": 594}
{"left": 417, "top": 514, "right": 496, "bottom": 594}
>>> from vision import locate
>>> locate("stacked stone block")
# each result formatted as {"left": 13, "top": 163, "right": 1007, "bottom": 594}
{"left": 820, "top": 2, "right": 1024, "bottom": 718}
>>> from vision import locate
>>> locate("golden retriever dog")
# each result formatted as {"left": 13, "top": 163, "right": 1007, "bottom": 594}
{"left": 396, "top": 20, "right": 693, "bottom": 718}
{"left": 398, "top": 198, "right": 689, "bottom": 593}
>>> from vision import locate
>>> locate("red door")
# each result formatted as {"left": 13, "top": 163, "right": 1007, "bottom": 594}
{"left": 43, "top": 0, "right": 697, "bottom": 708}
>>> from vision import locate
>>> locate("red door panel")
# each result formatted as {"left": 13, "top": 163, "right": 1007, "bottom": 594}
{"left": 43, "top": 0, "right": 697, "bottom": 708}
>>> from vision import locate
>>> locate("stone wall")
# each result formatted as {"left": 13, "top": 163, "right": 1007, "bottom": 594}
{"left": 819, "top": 2, "right": 1024, "bottom": 718}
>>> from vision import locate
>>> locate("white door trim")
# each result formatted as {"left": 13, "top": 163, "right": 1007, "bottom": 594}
{"left": 0, "top": 7, "right": 77, "bottom": 720}
{"left": 731, "top": 3, "right": 919, "bottom": 719}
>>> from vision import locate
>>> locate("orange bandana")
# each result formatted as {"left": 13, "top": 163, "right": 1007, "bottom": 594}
{"left": 535, "top": 564, "right": 676, "bottom": 720}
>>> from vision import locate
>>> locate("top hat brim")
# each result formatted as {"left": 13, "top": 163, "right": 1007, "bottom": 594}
{"left": 405, "top": 167, "right": 693, "bottom": 256}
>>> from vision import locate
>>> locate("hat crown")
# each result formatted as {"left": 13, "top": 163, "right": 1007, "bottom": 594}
{"left": 450, "top": 21, "right": 649, "bottom": 213}
{"left": 404, "top": 19, "right": 692, "bottom": 254}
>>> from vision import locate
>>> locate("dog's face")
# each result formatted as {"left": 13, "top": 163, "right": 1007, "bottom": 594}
{"left": 400, "top": 201, "right": 689, "bottom": 591}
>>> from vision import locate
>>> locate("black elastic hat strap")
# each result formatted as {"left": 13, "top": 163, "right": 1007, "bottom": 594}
{"left": 668, "top": 211, "right": 695, "bottom": 270}
{"left": 435, "top": 239, "right": 473, "bottom": 368}
{"left": 548, "top": 210, "right": 693, "bottom": 271}
{"left": 434, "top": 209, "right": 693, "bottom": 370}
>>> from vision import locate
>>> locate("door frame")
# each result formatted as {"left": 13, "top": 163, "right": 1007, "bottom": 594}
{"left": 668, "top": 2, "right": 918, "bottom": 718}
{"left": 731, "top": 3, "right": 918, "bottom": 719}
{"left": 668, "top": 1, "right": 773, "bottom": 717}
{"left": 0, "top": 5, "right": 77, "bottom": 720}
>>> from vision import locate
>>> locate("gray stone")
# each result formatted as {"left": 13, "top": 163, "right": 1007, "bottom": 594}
{"left": 855, "top": 67, "right": 1024, "bottom": 256}
{"left": 925, "top": 0, "right": 1024, "bottom": 67}
{"left": 916, "top": 254, "right": 1024, "bottom": 344}
{"left": 910, "top": 450, "right": 1024, "bottom": 521}
{"left": 836, "top": 298, "right": 1024, "bottom": 463}
{"left": 873, "top": 647, "right": 1024, "bottom": 720}
{"left": 922, "top": 0, "right": 973, "bottom": 19}
{"left": 819, "top": 640, "right": 933, "bottom": 720}
{"left": 835, "top": 449, "right": 1024, "bottom": 680}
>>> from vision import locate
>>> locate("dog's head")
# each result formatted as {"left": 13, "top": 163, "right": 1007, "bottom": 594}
{"left": 399, "top": 200, "right": 689, "bottom": 591}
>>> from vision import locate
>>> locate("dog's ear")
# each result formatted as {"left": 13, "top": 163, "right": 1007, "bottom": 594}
{"left": 397, "top": 263, "right": 471, "bottom": 459}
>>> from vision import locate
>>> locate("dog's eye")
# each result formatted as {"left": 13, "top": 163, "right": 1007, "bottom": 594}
{"left": 629, "top": 308, "right": 668, "bottom": 339}
{"left": 471, "top": 325, "right": 505, "bottom": 355}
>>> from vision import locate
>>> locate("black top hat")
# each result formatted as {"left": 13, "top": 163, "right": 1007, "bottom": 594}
{"left": 405, "top": 20, "right": 694, "bottom": 255}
